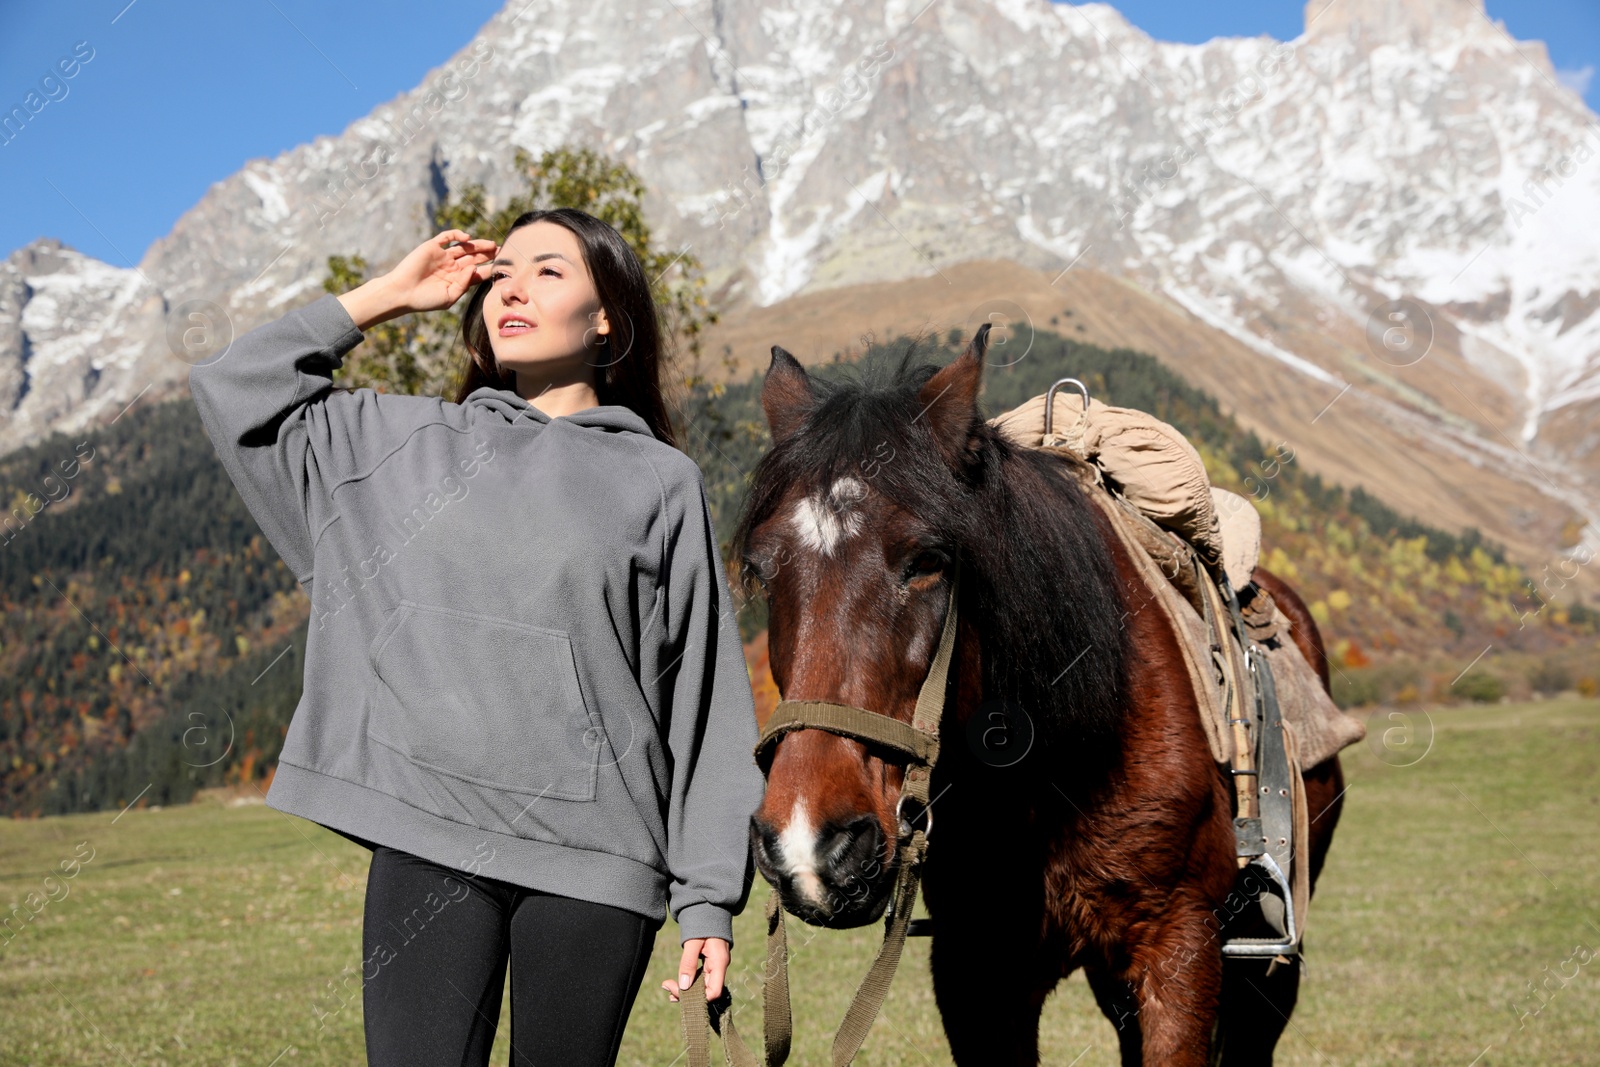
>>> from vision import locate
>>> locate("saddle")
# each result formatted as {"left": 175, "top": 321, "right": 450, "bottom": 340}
{"left": 988, "top": 380, "right": 1367, "bottom": 959}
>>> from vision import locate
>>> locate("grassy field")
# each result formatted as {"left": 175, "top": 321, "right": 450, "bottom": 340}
{"left": 3, "top": 698, "right": 1597, "bottom": 1065}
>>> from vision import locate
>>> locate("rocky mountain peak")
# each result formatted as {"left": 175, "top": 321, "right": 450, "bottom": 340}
{"left": 1304, "top": 0, "right": 1489, "bottom": 46}
{"left": 2, "top": 0, "right": 1597, "bottom": 564}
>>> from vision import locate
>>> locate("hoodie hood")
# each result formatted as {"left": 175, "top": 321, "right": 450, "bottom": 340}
{"left": 464, "top": 385, "right": 657, "bottom": 438}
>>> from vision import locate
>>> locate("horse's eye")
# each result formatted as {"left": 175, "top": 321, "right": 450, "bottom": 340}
{"left": 906, "top": 550, "right": 946, "bottom": 579}
{"left": 743, "top": 556, "right": 772, "bottom": 587}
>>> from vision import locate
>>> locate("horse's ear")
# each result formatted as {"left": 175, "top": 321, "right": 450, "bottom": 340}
{"left": 917, "top": 325, "right": 988, "bottom": 473}
{"left": 762, "top": 345, "right": 814, "bottom": 445}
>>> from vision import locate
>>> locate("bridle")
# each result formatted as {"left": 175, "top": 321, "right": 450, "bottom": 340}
{"left": 681, "top": 559, "right": 963, "bottom": 1066}
{"left": 755, "top": 553, "right": 959, "bottom": 835}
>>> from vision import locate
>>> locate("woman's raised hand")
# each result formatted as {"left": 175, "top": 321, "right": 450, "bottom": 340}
{"left": 336, "top": 229, "right": 499, "bottom": 331}
{"left": 386, "top": 229, "right": 499, "bottom": 312}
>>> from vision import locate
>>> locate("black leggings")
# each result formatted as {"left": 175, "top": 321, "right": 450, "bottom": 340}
{"left": 361, "top": 844, "right": 660, "bottom": 1066}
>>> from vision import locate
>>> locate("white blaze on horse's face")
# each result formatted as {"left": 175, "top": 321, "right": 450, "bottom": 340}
{"left": 787, "top": 476, "right": 868, "bottom": 556}
{"left": 775, "top": 797, "right": 831, "bottom": 909}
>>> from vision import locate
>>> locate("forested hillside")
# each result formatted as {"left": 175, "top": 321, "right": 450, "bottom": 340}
{"left": 2, "top": 328, "right": 1593, "bottom": 818}
{"left": 0, "top": 399, "right": 308, "bottom": 818}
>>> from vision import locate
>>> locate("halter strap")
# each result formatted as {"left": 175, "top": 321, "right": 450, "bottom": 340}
{"left": 752, "top": 561, "right": 962, "bottom": 778}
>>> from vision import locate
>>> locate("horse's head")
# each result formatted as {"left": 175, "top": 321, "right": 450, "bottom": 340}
{"left": 733, "top": 328, "right": 995, "bottom": 928}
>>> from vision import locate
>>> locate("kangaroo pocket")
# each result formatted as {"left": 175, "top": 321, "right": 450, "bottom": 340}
{"left": 365, "top": 600, "right": 603, "bottom": 802}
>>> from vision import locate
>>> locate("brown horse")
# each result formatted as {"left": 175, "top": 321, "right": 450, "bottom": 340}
{"left": 733, "top": 330, "right": 1347, "bottom": 1066}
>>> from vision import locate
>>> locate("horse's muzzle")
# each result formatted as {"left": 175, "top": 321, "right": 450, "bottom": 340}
{"left": 749, "top": 812, "right": 896, "bottom": 928}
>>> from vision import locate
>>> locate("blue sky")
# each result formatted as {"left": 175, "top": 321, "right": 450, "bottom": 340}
{"left": 1, "top": 0, "right": 1595, "bottom": 269}
{"left": 0, "top": 1, "right": 505, "bottom": 268}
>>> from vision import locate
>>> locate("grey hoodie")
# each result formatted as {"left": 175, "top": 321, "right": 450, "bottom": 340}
{"left": 188, "top": 293, "right": 765, "bottom": 947}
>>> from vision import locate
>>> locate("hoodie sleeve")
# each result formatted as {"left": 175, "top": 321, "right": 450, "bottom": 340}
{"left": 187, "top": 293, "right": 444, "bottom": 584}
{"left": 658, "top": 463, "right": 766, "bottom": 948}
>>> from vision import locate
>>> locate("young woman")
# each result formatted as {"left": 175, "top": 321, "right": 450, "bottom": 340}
{"left": 188, "top": 208, "right": 765, "bottom": 1065}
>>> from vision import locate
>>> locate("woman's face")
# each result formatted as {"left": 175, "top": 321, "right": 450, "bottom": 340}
{"left": 480, "top": 220, "right": 610, "bottom": 382}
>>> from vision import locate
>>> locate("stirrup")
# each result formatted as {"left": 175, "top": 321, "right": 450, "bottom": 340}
{"left": 1221, "top": 851, "right": 1299, "bottom": 958}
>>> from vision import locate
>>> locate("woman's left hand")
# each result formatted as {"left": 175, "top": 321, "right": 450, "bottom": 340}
{"left": 663, "top": 936, "right": 730, "bottom": 1002}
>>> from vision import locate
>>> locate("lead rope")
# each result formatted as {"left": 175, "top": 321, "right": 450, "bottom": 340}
{"left": 680, "top": 888, "right": 784, "bottom": 1067}
{"left": 682, "top": 565, "right": 961, "bottom": 1066}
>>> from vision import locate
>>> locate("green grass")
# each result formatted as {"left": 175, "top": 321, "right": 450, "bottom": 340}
{"left": 3, "top": 699, "right": 1597, "bottom": 1065}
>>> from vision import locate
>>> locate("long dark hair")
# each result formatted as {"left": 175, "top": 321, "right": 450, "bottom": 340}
{"left": 452, "top": 207, "right": 678, "bottom": 448}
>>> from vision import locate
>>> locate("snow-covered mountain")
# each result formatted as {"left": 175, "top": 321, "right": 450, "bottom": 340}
{"left": 4, "top": 0, "right": 1597, "bottom": 554}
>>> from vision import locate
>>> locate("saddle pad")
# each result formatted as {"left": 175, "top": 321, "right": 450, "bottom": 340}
{"left": 1062, "top": 459, "right": 1234, "bottom": 766}
{"left": 1033, "top": 446, "right": 1366, "bottom": 772}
